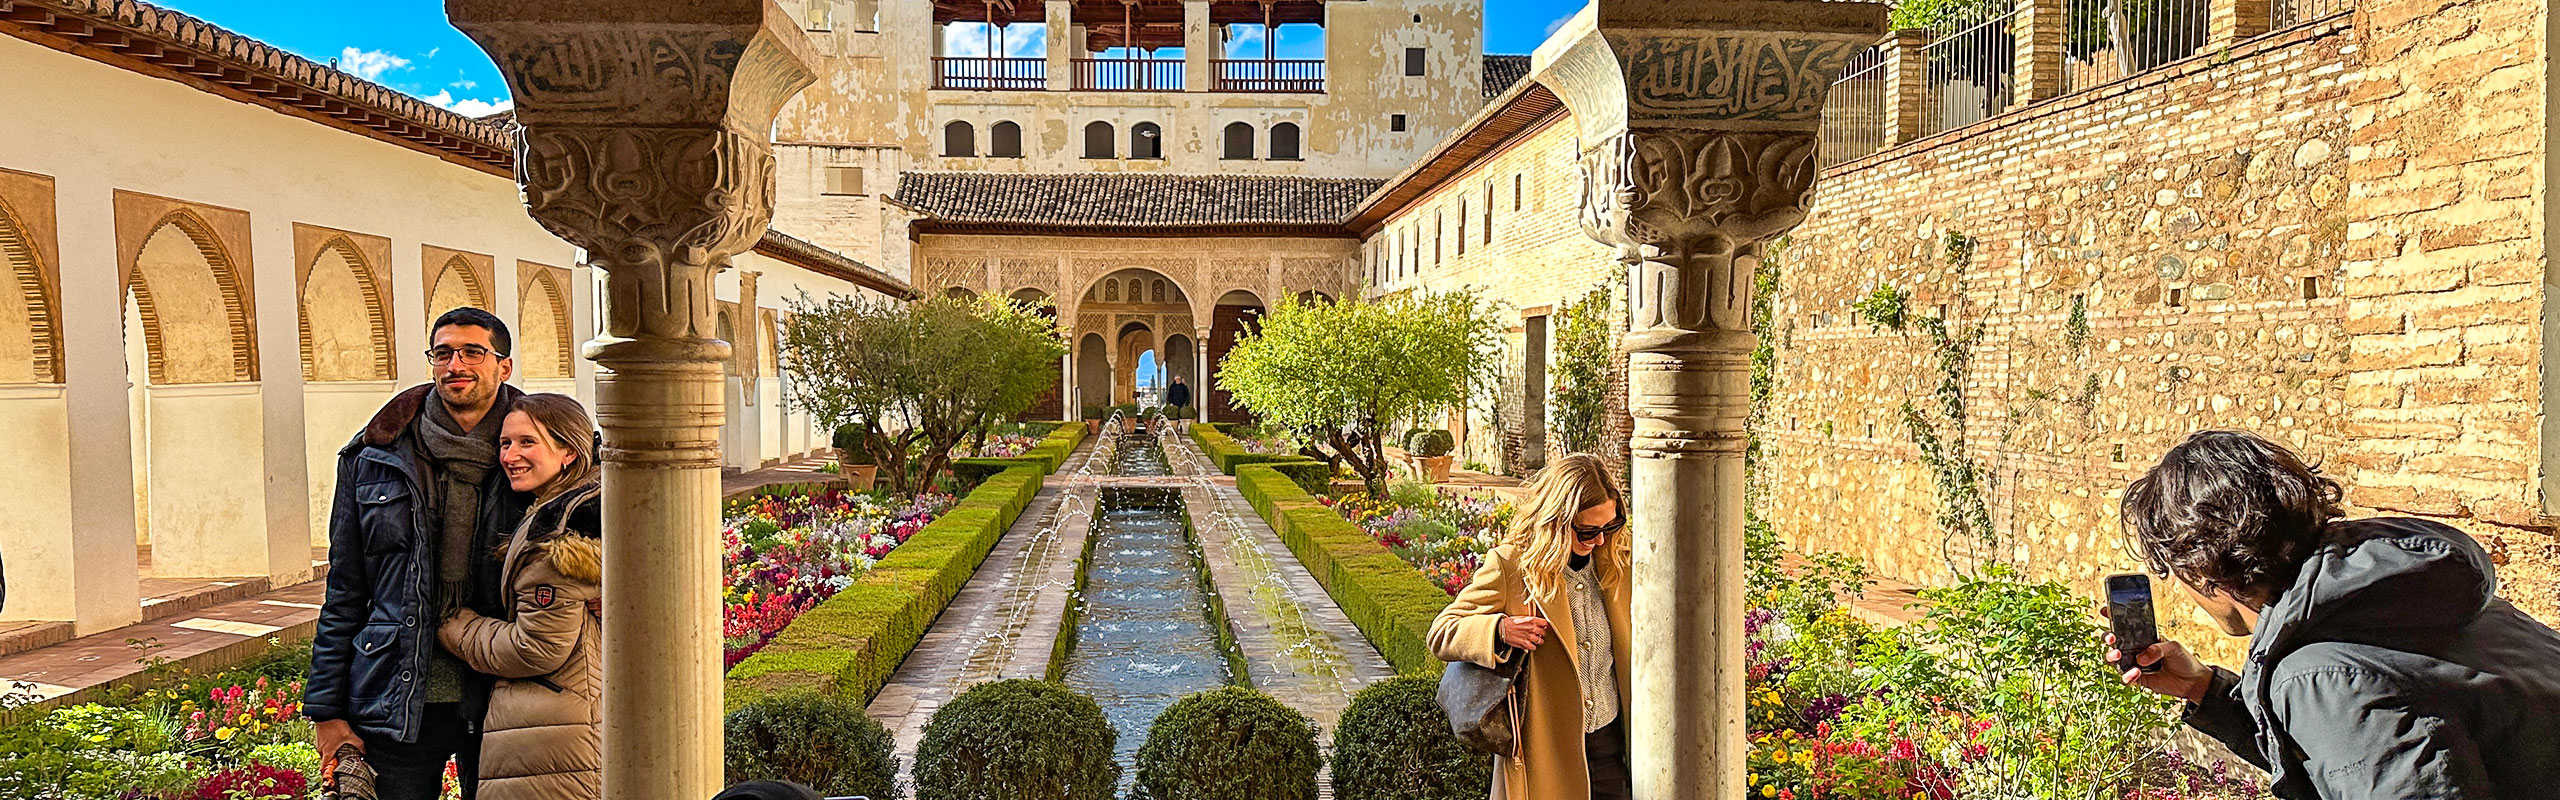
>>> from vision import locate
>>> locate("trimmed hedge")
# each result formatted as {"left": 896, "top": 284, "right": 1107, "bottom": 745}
{"left": 914, "top": 679, "right": 1120, "bottom": 800}
{"left": 1233, "top": 465, "right": 1452, "bottom": 676}
{"left": 724, "top": 691, "right": 903, "bottom": 800}
{"left": 1131, "top": 687, "right": 1321, "bottom": 800}
{"left": 954, "top": 422, "right": 1091, "bottom": 491}
{"left": 1266, "top": 460, "right": 1333, "bottom": 496}
{"left": 723, "top": 463, "right": 1048, "bottom": 709}
{"left": 1188, "top": 424, "right": 1323, "bottom": 475}
{"left": 1329, "top": 675, "right": 1489, "bottom": 800}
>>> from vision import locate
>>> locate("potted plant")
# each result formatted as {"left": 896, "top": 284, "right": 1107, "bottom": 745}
{"left": 1407, "top": 429, "right": 1456, "bottom": 483}
{"left": 1082, "top": 404, "right": 1107, "bottom": 434}
{"left": 1114, "top": 402, "right": 1142, "bottom": 434}
{"left": 832, "top": 424, "right": 879, "bottom": 491}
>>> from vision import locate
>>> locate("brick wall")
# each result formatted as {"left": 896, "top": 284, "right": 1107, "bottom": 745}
{"left": 1761, "top": 2, "right": 2552, "bottom": 659}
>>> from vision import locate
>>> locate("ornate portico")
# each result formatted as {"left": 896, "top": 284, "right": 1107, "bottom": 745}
{"left": 1534, "top": 2, "right": 1883, "bottom": 797}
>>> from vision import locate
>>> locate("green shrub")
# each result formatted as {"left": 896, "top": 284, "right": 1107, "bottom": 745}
{"left": 1330, "top": 675, "right": 1489, "bottom": 800}
{"left": 951, "top": 458, "right": 1020, "bottom": 493}
{"left": 1405, "top": 429, "right": 1454, "bottom": 458}
{"left": 725, "top": 691, "right": 903, "bottom": 800}
{"left": 725, "top": 465, "right": 1047, "bottom": 708}
{"left": 835, "top": 425, "right": 874, "bottom": 464}
{"left": 1267, "top": 459, "right": 1333, "bottom": 495}
{"left": 1234, "top": 465, "right": 1449, "bottom": 675}
{"left": 1131, "top": 687, "right": 1320, "bottom": 800}
{"left": 913, "top": 680, "right": 1119, "bottom": 800}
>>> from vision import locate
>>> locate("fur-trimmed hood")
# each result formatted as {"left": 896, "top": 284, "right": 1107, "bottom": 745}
{"left": 535, "top": 534, "right": 601, "bottom": 585}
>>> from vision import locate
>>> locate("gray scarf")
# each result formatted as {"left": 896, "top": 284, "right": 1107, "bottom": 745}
{"left": 416, "top": 390, "right": 501, "bottom": 703}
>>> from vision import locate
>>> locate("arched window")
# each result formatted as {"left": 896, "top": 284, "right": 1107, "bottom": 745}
{"left": 1222, "top": 122, "right": 1255, "bottom": 160}
{"left": 943, "top": 121, "right": 976, "bottom": 157}
{"left": 1269, "top": 122, "right": 1302, "bottom": 161}
{"left": 1130, "top": 122, "right": 1163, "bottom": 159}
{"left": 990, "top": 121, "right": 1023, "bottom": 158}
{"left": 1105, "top": 279, "right": 1121, "bottom": 301}
{"left": 1151, "top": 279, "right": 1167, "bottom": 302}
{"left": 1083, "top": 121, "right": 1115, "bottom": 159}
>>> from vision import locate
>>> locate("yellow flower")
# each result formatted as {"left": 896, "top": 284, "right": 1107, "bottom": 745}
{"left": 1763, "top": 690, "right": 1782, "bottom": 705}
{"left": 238, "top": 713, "right": 253, "bottom": 726}
{"left": 1762, "top": 786, "right": 1777, "bottom": 798}
{"left": 1772, "top": 750, "right": 1789, "bottom": 764}
{"left": 215, "top": 727, "right": 237, "bottom": 741}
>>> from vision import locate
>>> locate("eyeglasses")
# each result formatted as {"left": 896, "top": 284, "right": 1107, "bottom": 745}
{"left": 1573, "top": 515, "right": 1625, "bottom": 543}
{"left": 424, "top": 345, "right": 502, "bottom": 366}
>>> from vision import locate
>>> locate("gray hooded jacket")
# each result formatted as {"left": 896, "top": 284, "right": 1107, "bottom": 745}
{"left": 2184, "top": 517, "right": 2560, "bottom": 799}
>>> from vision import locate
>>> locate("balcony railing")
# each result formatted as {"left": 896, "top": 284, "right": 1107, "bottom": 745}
{"left": 1213, "top": 59, "right": 1325, "bottom": 93}
{"left": 933, "top": 56, "right": 1046, "bottom": 91}
{"left": 1073, "top": 58, "right": 1185, "bottom": 91}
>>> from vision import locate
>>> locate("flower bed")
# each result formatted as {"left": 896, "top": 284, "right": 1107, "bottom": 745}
{"left": 722, "top": 490, "right": 955, "bottom": 667}
{"left": 0, "top": 644, "right": 329, "bottom": 800}
{"left": 1319, "top": 482, "right": 1510, "bottom": 596}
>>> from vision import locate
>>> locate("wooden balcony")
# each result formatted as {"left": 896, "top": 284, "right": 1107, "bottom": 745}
{"left": 933, "top": 56, "right": 1047, "bottom": 91}
{"left": 1213, "top": 59, "right": 1325, "bottom": 93}
{"left": 1072, "top": 58, "right": 1185, "bottom": 91}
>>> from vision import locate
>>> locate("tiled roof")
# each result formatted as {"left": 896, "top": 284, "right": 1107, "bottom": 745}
{"left": 891, "top": 173, "right": 1388, "bottom": 232}
{"left": 753, "top": 231, "right": 919, "bottom": 300}
{"left": 1484, "top": 54, "right": 1532, "bottom": 99}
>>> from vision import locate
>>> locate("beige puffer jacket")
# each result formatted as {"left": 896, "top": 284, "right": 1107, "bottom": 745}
{"left": 438, "top": 486, "right": 602, "bottom": 800}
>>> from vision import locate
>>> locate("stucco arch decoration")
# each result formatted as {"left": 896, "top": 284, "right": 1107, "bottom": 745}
{"left": 299, "top": 236, "right": 395, "bottom": 381}
{"left": 516, "top": 264, "right": 574, "bottom": 379}
{"left": 128, "top": 209, "right": 256, "bottom": 384}
{"left": 428, "top": 255, "right": 489, "bottom": 319}
{"left": 0, "top": 198, "right": 61, "bottom": 383}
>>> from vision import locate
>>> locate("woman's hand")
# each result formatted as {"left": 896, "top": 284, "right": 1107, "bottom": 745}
{"left": 1499, "top": 615, "right": 1551, "bottom": 651}
{"left": 2105, "top": 633, "right": 2215, "bottom": 703}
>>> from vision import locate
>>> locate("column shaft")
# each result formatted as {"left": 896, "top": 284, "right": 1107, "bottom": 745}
{"left": 591, "top": 354, "right": 726, "bottom": 799}
{"left": 1184, "top": 0, "right": 1213, "bottom": 92}
{"left": 1046, "top": 0, "right": 1074, "bottom": 90}
{"left": 55, "top": 177, "right": 142, "bottom": 633}
{"left": 1194, "top": 327, "right": 1211, "bottom": 422}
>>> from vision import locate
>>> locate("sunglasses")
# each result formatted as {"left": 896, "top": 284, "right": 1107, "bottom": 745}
{"left": 1573, "top": 515, "right": 1625, "bottom": 543}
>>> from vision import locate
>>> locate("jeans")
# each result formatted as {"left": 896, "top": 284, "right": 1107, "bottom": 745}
{"left": 1586, "top": 719, "right": 1631, "bottom": 800}
{"left": 363, "top": 702, "right": 481, "bottom": 800}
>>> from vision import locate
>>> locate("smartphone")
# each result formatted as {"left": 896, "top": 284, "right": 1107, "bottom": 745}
{"left": 2106, "top": 573, "right": 2161, "bottom": 673}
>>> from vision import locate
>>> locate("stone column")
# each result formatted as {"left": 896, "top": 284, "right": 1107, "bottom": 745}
{"left": 2013, "top": 0, "right": 2066, "bottom": 104}
{"left": 1060, "top": 351, "right": 1078, "bottom": 422}
{"left": 1195, "top": 326, "right": 1211, "bottom": 422}
{"left": 1184, "top": 0, "right": 1213, "bottom": 92}
{"left": 1046, "top": 0, "right": 1074, "bottom": 90}
{"left": 1538, "top": 3, "right": 1881, "bottom": 798}
{"left": 447, "top": 4, "right": 815, "bottom": 799}
{"left": 2208, "top": 0, "right": 2275, "bottom": 48}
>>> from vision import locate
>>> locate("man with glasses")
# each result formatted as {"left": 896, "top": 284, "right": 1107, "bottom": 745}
{"left": 307, "top": 307, "right": 531, "bottom": 800}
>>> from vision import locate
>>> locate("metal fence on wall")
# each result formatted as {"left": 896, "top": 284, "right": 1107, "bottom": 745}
{"left": 1918, "top": 0, "right": 2019, "bottom": 138}
{"left": 2273, "top": 0, "right": 2356, "bottom": 28}
{"left": 1820, "top": 44, "right": 1891, "bottom": 168}
{"left": 2061, "top": 0, "right": 2211, "bottom": 93}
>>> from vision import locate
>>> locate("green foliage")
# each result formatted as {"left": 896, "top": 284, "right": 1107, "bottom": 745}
{"left": 1838, "top": 567, "right": 2177, "bottom": 799}
{"left": 1903, "top": 314, "right": 1999, "bottom": 574}
{"left": 1234, "top": 465, "right": 1449, "bottom": 675}
{"left": 1404, "top": 429, "right": 1454, "bottom": 458}
{"left": 950, "top": 425, "right": 1087, "bottom": 492}
{"left": 2064, "top": 294, "right": 2091, "bottom": 353}
{"left": 781, "top": 292, "right": 1066, "bottom": 495}
{"left": 725, "top": 691, "right": 903, "bottom": 800}
{"left": 913, "top": 680, "right": 1120, "bottom": 800}
{"left": 1220, "top": 290, "right": 1505, "bottom": 495}
{"left": 1268, "top": 459, "right": 1336, "bottom": 495}
{"left": 1886, "top": 0, "right": 2006, "bottom": 28}
{"left": 1548, "top": 284, "right": 1615, "bottom": 455}
{"left": 724, "top": 465, "right": 1047, "bottom": 708}
{"left": 1329, "top": 675, "right": 1490, "bottom": 800}
{"left": 1131, "top": 687, "right": 1321, "bottom": 800}
{"left": 1747, "top": 239, "right": 1786, "bottom": 504}
{"left": 833, "top": 424, "right": 873, "bottom": 464}
{"left": 1851, "top": 283, "right": 1910, "bottom": 332}
{"left": 1943, "top": 229, "right": 1976, "bottom": 269}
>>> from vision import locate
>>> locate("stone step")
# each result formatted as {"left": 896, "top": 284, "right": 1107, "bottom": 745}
{"left": 0, "top": 621, "right": 73, "bottom": 659}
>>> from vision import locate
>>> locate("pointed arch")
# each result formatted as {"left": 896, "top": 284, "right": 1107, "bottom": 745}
{"left": 299, "top": 235, "right": 395, "bottom": 381}
{"left": 128, "top": 208, "right": 256, "bottom": 384}
{"left": 0, "top": 197, "right": 61, "bottom": 383}
{"left": 427, "top": 253, "right": 490, "bottom": 320}
{"left": 516, "top": 264, "right": 575, "bottom": 379}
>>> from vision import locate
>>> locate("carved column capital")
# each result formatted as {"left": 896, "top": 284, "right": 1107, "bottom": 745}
{"left": 1579, "top": 128, "right": 1821, "bottom": 332}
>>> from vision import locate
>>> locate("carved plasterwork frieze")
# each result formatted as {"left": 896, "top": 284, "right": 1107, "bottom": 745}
{"left": 923, "top": 256, "right": 989, "bottom": 291}
{"left": 516, "top": 125, "right": 776, "bottom": 341}
{"left": 999, "top": 257, "right": 1059, "bottom": 294}
{"left": 1611, "top": 33, "right": 1869, "bottom": 124}
{"left": 1278, "top": 257, "right": 1348, "bottom": 294}
{"left": 1581, "top": 128, "right": 1818, "bottom": 333}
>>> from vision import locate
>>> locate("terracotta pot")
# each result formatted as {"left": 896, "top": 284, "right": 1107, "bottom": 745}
{"left": 839, "top": 462, "right": 878, "bottom": 492}
{"left": 1419, "top": 455, "right": 1455, "bottom": 483}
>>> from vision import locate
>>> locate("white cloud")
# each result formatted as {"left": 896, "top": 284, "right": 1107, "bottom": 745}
{"left": 337, "top": 47, "right": 410, "bottom": 80}
{"left": 422, "top": 90, "right": 513, "bottom": 117}
{"left": 942, "top": 23, "right": 1046, "bottom": 58}
{"left": 453, "top": 78, "right": 478, "bottom": 90}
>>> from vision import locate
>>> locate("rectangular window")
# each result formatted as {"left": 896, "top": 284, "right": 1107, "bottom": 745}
{"left": 2302, "top": 275, "right": 2322, "bottom": 300}
{"left": 1456, "top": 199, "right": 1467, "bottom": 256}
{"left": 1483, "top": 180, "right": 1495, "bottom": 243}
{"left": 1405, "top": 47, "right": 1426, "bottom": 76}
{"left": 1391, "top": 114, "right": 1408, "bottom": 132}
{"left": 805, "top": 0, "right": 832, "bottom": 31}
{"left": 824, "top": 165, "right": 865, "bottom": 195}
{"left": 1434, "top": 212, "right": 1444, "bottom": 267}
{"left": 1513, "top": 173, "right": 1523, "bottom": 210}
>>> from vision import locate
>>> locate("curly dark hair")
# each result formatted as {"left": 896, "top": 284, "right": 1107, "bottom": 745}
{"left": 2120, "top": 430, "right": 2343, "bottom": 602}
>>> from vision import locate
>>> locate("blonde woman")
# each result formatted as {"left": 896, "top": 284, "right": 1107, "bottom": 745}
{"left": 1428, "top": 453, "right": 1633, "bottom": 800}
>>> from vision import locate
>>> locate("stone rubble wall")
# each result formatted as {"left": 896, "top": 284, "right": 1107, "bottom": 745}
{"left": 1762, "top": 2, "right": 2552, "bottom": 664}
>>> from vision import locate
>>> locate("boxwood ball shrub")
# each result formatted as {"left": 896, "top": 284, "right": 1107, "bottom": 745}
{"left": 724, "top": 691, "right": 903, "bottom": 800}
{"left": 913, "top": 680, "right": 1118, "bottom": 800}
{"left": 1330, "top": 675, "right": 1490, "bottom": 800}
{"left": 1405, "top": 429, "right": 1455, "bottom": 458}
{"left": 1130, "top": 686, "right": 1321, "bottom": 800}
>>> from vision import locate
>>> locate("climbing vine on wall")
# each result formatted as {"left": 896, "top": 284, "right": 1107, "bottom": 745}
{"left": 1856, "top": 231, "right": 2001, "bottom": 576}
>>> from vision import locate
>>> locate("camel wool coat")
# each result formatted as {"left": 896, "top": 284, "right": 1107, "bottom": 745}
{"left": 1428, "top": 543, "right": 1633, "bottom": 800}
{"left": 438, "top": 488, "right": 603, "bottom": 800}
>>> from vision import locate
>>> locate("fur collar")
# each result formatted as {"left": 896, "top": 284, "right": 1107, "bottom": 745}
{"left": 362, "top": 383, "right": 524, "bottom": 447}
{"left": 537, "top": 535, "right": 603, "bottom": 584}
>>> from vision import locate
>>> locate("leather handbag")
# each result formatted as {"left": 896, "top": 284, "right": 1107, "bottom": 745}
{"left": 1439, "top": 651, "right": 1526, "bottom": 755}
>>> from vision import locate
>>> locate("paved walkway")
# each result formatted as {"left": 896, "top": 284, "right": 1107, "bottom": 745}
{"left": 0, "top": 578, "right": 325, "bottom": 724}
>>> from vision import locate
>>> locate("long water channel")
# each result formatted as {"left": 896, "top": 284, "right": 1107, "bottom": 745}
{"left": 1056, "top": 430, "right": 1238, "bottom": 771}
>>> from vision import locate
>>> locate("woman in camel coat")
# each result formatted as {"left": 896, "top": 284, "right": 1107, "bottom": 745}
{"left": 440, "top": 393, "right": 604, "bottom": 800}
{"left": 1428, "top": 453, "right": 1635, "bottom": 800}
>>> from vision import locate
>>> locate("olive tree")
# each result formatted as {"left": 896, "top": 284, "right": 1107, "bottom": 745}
{"left": 1218, "top": 290, "right": 1504, "bottom": 495}
{"left": 780, "top": 293, "right": 1065, "bottom": 495}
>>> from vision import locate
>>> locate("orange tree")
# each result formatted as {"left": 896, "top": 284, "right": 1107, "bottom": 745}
{"left": 1217, "top": 290, "right": 1502, "bottom": 496}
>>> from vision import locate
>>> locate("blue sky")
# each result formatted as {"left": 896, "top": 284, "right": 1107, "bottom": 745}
{"left": 150, "top": 0, "right": 1583, "bottom": 112}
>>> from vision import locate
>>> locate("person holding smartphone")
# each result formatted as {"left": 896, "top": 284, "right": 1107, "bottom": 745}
{"left": 2108, "top": 430, "right": 2560, "bottom": 798}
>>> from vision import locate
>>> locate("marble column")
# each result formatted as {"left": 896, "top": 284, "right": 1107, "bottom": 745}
{"left": 1194, "top": 326, "right": 1211, "bottom": 422}
{"left": 1537, "top": 3, "right": 1880, "bottom": 798}
{"left": 446, "top": 4, "right": 815, "bottom": 799}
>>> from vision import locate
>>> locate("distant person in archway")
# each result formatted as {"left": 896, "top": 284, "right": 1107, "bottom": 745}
{"left": 2108, "top": 430, "right": 2560, "bottom": 798}
{"left": 441, "top": 393, "right": 605, "bottom": 800}
{"left": 1429, "top": 453, "right": 1632, "bottom": 800}
{"left": 1164, "top": 375, "right": 1191, "bottom": 411}
{"left": 307, "top": 307, "right": 530, "bottom": 800}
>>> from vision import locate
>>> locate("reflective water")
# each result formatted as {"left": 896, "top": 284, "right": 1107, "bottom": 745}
{"left": 1061, "top": 434, "right": 1231, "bottom": 773}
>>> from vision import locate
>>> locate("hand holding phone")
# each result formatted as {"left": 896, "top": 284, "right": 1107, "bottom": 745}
{"left": 2105, "top": 573, "right": 2162, "bottom": 673}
